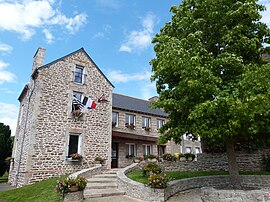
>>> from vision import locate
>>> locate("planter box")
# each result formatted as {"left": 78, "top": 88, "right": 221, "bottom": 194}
{"left": 63, "top": 190, "right": 83, "bottom": 202}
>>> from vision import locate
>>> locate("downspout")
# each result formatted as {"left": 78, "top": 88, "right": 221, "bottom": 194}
{"left": 15, "top": 70, "right": 38, "bottom": 187}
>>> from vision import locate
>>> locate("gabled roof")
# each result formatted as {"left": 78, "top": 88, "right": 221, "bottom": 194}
{"left": 112, "top": 93, "right": 168, "bottom": 118}
{"left": 38, "top": 48, "right": 114, "bottom": 87}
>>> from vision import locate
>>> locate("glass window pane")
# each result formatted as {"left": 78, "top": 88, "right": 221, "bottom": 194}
{"left": 68, "top": 135, "right": 79, "bottom": 157}
{"left": 112, "top": 112, "right": 118, "bottom": 124}
{"left": 74, "top": 66, "right": 83, "bottom": 83}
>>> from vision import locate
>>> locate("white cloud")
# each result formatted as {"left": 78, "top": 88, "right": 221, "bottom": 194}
{"left": 140, "top": 82, "right": 156, "bottom": 100}
{"left": 93, "top": 24, "right": 112, "bottom": 39}
{"left": 119, "top": 13, "right": 156, "bottom": 53}
{"left": 0, "top": 60, "right": 15, "bottom": 84}
{"left": 43, "top": 29, "right": 54, "bottom": 43}
{"left": 0, "top": 102, "right": 19, "bottom": 136}
{"left": 0, "top": 43, "right": 13, "bottom": 53}
{"left": 107, "top": 70, "right": 151, "bottom": 83}
{"left": 0, "top": 0, "right": 87, "bottom": 40}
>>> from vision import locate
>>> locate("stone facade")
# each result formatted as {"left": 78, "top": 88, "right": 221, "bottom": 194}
{"left": 9, "top": 48, "right": 113, "bottom": 187}
{"left": 162, "top": 149, "right": 270, "bottom": 172}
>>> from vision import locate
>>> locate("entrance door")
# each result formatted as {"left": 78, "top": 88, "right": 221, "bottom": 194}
{"left": 111, "top": 143, "right": 118, "bottom": 168}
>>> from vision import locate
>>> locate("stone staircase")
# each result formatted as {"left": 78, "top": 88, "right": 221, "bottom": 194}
{"left": 84, "top": 169, "right": 125, "bottom": 199}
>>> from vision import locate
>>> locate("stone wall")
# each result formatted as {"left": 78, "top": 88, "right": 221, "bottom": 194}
{"left": 162, "top": 150, "right": 270, "bottom": 172}
{"left": 9, "top": 49, "right": 113, "bottom": 187}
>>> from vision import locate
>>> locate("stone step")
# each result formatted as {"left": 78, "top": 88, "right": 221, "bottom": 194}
{"left": 84, "top": 188, "right": 125, "bottom": 198}
{"left": 92, "top": 174, "right": 116, "bottom": 178}
{"left": 87, "top": 178, "right": 117, "bottom": 183}
{"left": 86, "top": 182, "right": 117, "bottom": 189}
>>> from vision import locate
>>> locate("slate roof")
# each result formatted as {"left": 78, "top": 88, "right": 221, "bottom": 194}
{"left": 112, "top": 93, "right": 168, "bottom": 118}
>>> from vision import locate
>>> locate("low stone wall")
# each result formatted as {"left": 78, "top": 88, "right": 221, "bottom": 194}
{"left": 69, "top": 164, "right": 103, "bottom": 179}
{"left": 117, "top": 163, "right": 165, "bottom": 202}
{"left": 117, "top": 163, "right": 270, "bottom": 201}
{"left": 163, "top": 150, "right": 270, "bottom": 172}
{"left": 201, "top": 187, "right": 270, "bottom": 202}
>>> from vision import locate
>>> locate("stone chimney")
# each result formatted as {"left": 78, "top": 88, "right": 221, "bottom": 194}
{"left": 148, "top": 96, "right": 158, "bottom": 102}
{"left": 32, "top": 47, "right": 46, "bottom": 72}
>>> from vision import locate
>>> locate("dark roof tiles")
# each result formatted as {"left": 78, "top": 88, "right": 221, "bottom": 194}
{"left": 112, "top": 93, "right": 167, "bottom": 117}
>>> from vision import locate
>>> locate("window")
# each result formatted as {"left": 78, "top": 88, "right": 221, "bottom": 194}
{"left": 125, "top": 114, "right": 135, "bottom": 125}
{"left": 195, "top": 147, "right": 201, "bottom": 154}
{"left": 157, "top": 119, "right": 165, "bottom": 130}
{"left": 73, "top": 91, "right": 83, "bottom": 102}
{"left": 143, "top": 144, "right": 152, "bottom": 156}
{"left": 112, "top": 112, "right": 119, "bottom": 127}
{"left": 74, "top": 65, "right": 84, "bottom": 84}
{"left": 67, "top": 134, "right": 82, "bottom": 157}
{"left": 142, "top": 117, "right": 151, "bottom": 128}
{"left": 185, "top": 147, "right": 191, "bottom": 153}
{"left": 126, "top": 143, "right": 136, "bottom": 156}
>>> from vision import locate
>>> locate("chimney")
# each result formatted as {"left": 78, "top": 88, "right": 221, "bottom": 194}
{"left": 32, "top": 47, "right": 46, "bottom": 72}
{"left": 148, "top": 96, "right": 158, "bottom": 102}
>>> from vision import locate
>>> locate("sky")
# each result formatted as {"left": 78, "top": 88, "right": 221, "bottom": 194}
{"left": 0, "top": 0, "right": 270, "bottom": 136}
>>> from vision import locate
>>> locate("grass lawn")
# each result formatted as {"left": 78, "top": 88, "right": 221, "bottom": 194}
{"left": 127, "top": 170, "right": 270, "bottom": 185}
{"left": 0, "top": 177, "right": 61, "bottom": 202}
{"left": 0, "top": 173, "right": 8, "bottom": 184}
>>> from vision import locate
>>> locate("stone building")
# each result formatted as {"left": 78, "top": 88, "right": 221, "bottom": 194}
{"left": 9, "top": 47, "right": 201, "bottom": 187}
{"left": 9, "top": 48, "right": 113, "bottom": 187}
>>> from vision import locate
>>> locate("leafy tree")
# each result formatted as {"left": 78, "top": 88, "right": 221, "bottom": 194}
{"left": 0, "top": 123, "right": 13, "bottom": 177}
{"left": 151, "top": 0, "right": 270, "bottom": 188}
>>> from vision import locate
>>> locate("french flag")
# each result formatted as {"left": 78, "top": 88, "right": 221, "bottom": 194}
{"left": 82, "top": 97, "right": 97, "bottom": 110}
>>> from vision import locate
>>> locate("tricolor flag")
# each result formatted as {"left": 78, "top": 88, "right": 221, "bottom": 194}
{"left": 82, "top": 97, "right": 97, "bottom": 110}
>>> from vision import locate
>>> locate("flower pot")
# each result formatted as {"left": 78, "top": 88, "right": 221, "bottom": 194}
{"left": 63, "top": 190, "right": 83, "bottom": 202}
{"left": 180, "top": 157, "right": 186, "bottom": 162}
{"left": 69, "top": 185, "right": 79, "bottom": 192}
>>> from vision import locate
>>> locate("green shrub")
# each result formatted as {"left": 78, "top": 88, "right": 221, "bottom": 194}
{"left": 162, "top": 153, "right": 176, "bottom": 162}
{"left": 56, "top": 175, "right": 87, "bottom": 193}
{"left": 184, "top": 153, "right": 195, "bottom": 160}
{"left": 144, "top": 154, "right": 157, "bottom": 160}
{"left": 148, "top": 173, "right": 169, "bottom": 188}
{"left": 142, "top": 163, "right": 162, "bottom": 177}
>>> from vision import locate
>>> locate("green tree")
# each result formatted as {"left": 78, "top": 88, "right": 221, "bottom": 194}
{"left": 151, "top": 0, "right": 270, "bottom": 188}
{"left": 0, "top": 123, "right": 13, "bottom": 177}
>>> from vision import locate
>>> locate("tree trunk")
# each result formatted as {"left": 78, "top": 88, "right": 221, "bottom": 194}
{"left": 226, "top": 138, "right": 241, "bottom": 188}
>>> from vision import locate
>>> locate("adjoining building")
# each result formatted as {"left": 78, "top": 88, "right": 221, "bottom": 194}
{"left": 9, "top": 48, "right": 201, "bottom": 187}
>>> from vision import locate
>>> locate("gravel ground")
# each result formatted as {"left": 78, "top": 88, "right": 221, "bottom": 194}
{"left": 167, "top": 188, "right": 203, "bottom": 202}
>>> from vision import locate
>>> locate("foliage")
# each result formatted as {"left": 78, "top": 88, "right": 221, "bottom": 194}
{"left": 0, "top": 123, "right": 12, "bottom": 177}
{"left": 184, "top": 153, "right": 195, "bottom": 160}
{"left": 126, "top": 154, "right": 135, "bottom": 159}
{"left": 0, "top": 177, "right": 61, "bottom": 202}
{"left": 144, "top": 154, "right": 157, "bottom": 160}
{"left": 56, "top": 175, "right": 87, "bottom": 193}
{"left": 262, "top": 155, "right": 270, "bottom": 171}
{"left": 162, "top": 153, "right": 176, "bottom": 162}
{"left": 142, "top": 163, "right": 162, "bottom": 177}
{"left": 148, "top": 173, "right": 170, "bottom": 188}
{"left": 133, "top": 156, "right": 143, "bottom": 162}
{"left": 71, "top": 153, "right": 82, "bottom": 160}
{"left": 0, "top": 171, "right": 8, "bottom": 183}
{"left": 150, "top": 0, "right": 270, "bottom": 187}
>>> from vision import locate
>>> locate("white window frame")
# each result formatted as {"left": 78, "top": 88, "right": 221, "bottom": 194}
{"left": 142, "top": 116, "right": 151, "bottom": 128}
{"left": 73, "top": 65, "right": 85, "bottom": 84}
{"left": 126, "top": 143, "right": 136, "bottom": 156}
{"left": 195, "top": 147, "right": 201, "bottom": 154}
{"left": 143, "top": 144, "right": 152, "bottom": 156}
{"left": 156, "top": 119, "right": 165, "bottom": 130}
{"left": 185, "top": 147, "right": 191, "bottom": 153}
{"left": 125, "top": 114, "right": 135, "bottom": 125}
{"left": 112, "top": 112, "right": 119, "bottom": 127}
{"left": 67, "top": 133, "right": 82, "bottom": 158}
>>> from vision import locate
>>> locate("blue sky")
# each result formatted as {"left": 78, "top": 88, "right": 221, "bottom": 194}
{"left": 0, "top": 0, "right": 270, "bottom": 135}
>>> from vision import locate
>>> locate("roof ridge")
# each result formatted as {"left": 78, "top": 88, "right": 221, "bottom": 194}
{"left": 112, "top": 92, "right": 151, "bottom": 103}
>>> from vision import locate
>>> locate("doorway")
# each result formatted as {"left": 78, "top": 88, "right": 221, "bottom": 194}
{"left": 111, "top": 143, "right": 118, "bottom": 168}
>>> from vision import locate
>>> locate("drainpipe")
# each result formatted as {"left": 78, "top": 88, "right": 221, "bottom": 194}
{"left": 15, "top": 71, "right": 37, "bottom": 187}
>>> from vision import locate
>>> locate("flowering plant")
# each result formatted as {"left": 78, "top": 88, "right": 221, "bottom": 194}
{"left": 142, "top": 163, "right": 162, "bottom": 177}
{"left": 56, "top": 176, "right": 87, "bottom": 193}
{"left": 71, "top": 153, "right": 82, "bottom": 160}
{"left": 148, "top": 173, "right": 169, "bottom": 188}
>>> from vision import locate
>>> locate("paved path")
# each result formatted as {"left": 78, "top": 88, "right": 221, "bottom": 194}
{"left": 0, "top": 183, "right": 16, "bottom": 192}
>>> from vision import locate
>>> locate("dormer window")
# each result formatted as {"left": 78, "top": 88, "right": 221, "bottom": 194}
{"left": 74, "top": 65, "right": 84, "bottom": 84}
